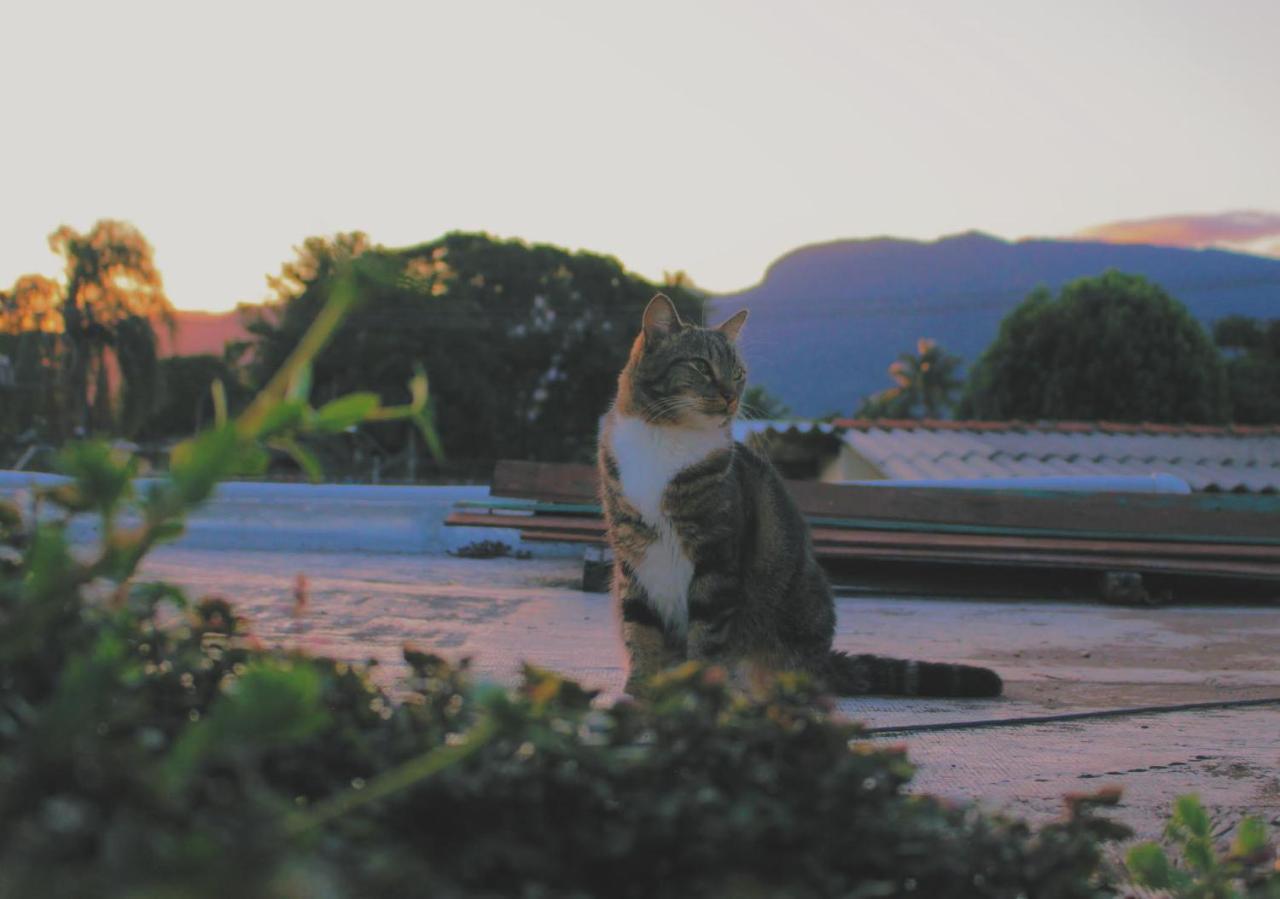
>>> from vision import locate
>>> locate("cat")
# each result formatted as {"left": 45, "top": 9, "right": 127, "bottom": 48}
{"left": 597, "top": 294, "right": 1002, "bottom": 698}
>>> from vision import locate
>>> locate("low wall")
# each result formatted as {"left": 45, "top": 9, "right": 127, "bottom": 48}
{"left": 0, "top": 472, "right": 572, "bottom": 557}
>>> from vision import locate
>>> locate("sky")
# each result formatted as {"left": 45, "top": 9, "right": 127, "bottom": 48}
{"left": 2, "top": 0, "right": 1279, "bottom": 312}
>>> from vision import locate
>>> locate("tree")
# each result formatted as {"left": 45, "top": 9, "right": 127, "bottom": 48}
{"left": 1214, "top": 316, "right": 1280, "bottom": 424}
{"left": 48, "top": 220, "right": 174, "bottom": 438}
{"left": 960, "top": 271, "right": 1229, "bottom": 423}
{"left": 857, "top": 338, "right": 963, "bottom": 419}
{"left": 242, "top": 231, "right": 704, "bottom": 470}
{"left": 138, "top": 354, "right": 252, "bottom": 440}
{"left": 740, "top": 384, "right": 791, "bottom": 420}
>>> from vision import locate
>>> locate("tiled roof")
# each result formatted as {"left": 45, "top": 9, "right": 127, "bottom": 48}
{"left": 827, "top": 420, "right": 1280, "bottom": 493}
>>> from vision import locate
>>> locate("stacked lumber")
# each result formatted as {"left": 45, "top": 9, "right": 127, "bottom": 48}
{"left": 445, "top": 460, "right": 1280, "bottom": 582}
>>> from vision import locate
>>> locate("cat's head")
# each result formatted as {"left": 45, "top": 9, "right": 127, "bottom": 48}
{"left": 616, "top": 293, "right": 749, "bottom": 427}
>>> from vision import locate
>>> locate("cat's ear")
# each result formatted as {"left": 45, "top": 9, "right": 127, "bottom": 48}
{"left": 716, "top": 309, "right": 748, "bottom": 341}
{"left": 642, "top": 293, "right": 683, "bottom": 343}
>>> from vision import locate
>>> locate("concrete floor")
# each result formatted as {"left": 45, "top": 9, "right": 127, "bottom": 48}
{"left": 140, "top": 546, "right": 1280, "bottom": 840}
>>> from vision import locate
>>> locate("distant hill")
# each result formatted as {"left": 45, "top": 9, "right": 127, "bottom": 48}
{"left": 709, "top": 233, "right": 1280, "bottom": 417}
{"left": 162, "top": 310, "right": 250, "bottom": 358}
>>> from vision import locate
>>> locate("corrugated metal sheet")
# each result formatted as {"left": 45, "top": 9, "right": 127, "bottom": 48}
{"left": 806, "top": 420, "right": 1280, "bottom": 494}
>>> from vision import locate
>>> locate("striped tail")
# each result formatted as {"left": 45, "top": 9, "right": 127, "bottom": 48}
{"left": 825, "top": 651, "right": 1003, "bottom": 698}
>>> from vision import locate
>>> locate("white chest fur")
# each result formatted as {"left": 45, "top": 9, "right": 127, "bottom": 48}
{"left": 608, "top": 413, "right": 729, "bottom": 635}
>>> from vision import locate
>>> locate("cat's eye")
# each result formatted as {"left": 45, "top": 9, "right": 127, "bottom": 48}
{"left": 733, "top": 369, "right": 745, "bottom": 382}
{"left": 691, "top": 359, "right": 714, "bottom": 377}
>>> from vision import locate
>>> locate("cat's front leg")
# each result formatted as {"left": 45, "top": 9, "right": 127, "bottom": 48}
{"left": 616, "top": 563, "right": 683, "bottom": 696}
{"left": 686, "top": 568, "right": 739, "bottom": 662}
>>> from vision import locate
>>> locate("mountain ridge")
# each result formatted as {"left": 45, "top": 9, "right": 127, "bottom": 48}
{"left": 709, "top": 234, "right": 1280, "bottom": 416}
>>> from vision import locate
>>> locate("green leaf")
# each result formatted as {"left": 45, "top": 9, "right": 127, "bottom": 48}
{"left": 252, "top": 398, "right": 308, "bottom": 439}
{"left": 53, "top": 441, "right": 137, "bottom": 515}
{"left": 151, "top": 520, "right": 186, "bottom": 543}
{"left": 211, "top": 378, "right": 228, "bottom": 429}
{"left": 409, "top": 366, "right": 429, "bottom": 408}
{"left": 1231, "top": 815, "right": 1268, "bottom": 858}
{"left": 412, "top": 409, "right": 446, "bottom": 462}
{"left": 22, "top": 523, "right": 74, "bottom": 603}
{"left": 1126, "top": 842, "right": 1174, "bottom": 888}
{"left": 234, "top": 444, "right": 271, "bottom": 478}
{"left": 286, "top": 361, "right": 313, "bottom": 404}
{"left": 313, "top": 392, "right": 380, "bottom": 433}
{"left": 164, "top": 661, "right": 330, "bottom": 791}
{"left": 170, "top": 425, "right": 240, "bottom": 505}
{"left": 1183, "top": 836, "right": 1216, "bottom": 874}
{"left": 1173, "top": 794, "right": 1212, "bottom": 839}
{"left": 269, "top": 437, "right": 324, "bottom": 483}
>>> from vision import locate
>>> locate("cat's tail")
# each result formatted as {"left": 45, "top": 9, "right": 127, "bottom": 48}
{"left": 824, "top": 651, "right": 1003, "bottom": 698}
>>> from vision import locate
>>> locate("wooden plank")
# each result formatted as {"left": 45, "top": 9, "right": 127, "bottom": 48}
{"left": 814, "top": 544, "right": 1280, "bottom": 580}
{"left": 788, "top": 481, "right": 1280, "bottom": 544}
{"left": 513, "top": 530, "right": 1280, "bottom": 579}
{"left": 450, "top": 512, "right": 1280, "bottom": 576}
{"left": 491, "top": 460, "right": 1280, "bottom": 544}
{"left": 520, "top": 530, "right": 604, "bottom": 544}
{"left": 445, "top": 511, "right": 604, "bottom": 535}
{"left": 808, "top": 527, "right": 1280, "bottom": 561}
{"left": 454, "top": 498, "right": 602, "bottom": 515}
{"left": 492, "top": 460, "right": 599, "bottom": 504}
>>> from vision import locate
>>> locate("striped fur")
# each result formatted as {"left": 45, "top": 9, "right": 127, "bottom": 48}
{"left": 598, "top": 295, "right": 1002, "bottom": 699}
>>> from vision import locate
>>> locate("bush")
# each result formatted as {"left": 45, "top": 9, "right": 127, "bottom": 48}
{"left": 0, "top": 494, "right": 1128, "bottom": 898}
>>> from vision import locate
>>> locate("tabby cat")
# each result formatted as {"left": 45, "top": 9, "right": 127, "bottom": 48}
{"left": 597, "top": 294, "right": 1002, "bottom": 698}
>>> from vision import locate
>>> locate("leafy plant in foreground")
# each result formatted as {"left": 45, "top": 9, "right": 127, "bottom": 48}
{"left": 1126, "top": 795, "right": 1279, "bottom": 898}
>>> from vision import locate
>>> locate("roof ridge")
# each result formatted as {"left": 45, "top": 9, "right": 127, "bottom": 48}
{"left": 828, "top": 418, "right": 1280, "bottom": 437}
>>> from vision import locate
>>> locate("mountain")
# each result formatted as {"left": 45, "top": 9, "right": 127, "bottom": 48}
{"left": 162, "top": 310, "right": 250, "bottom": 357}
{"left": 709, "top": 232, "right": 1280, "bottom": 417}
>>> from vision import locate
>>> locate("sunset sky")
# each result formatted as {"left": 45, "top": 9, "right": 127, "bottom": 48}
{"left": 2, "top": 1, "right": 1278, "bottom": 312}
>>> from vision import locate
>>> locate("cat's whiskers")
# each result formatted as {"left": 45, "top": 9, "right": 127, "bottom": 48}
{"left": 643, "top": 396, "right": 699, "bottom": 424}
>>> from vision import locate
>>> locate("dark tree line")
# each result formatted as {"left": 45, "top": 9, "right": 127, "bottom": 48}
{"left": 4, "top": 221, "right": 1277, "bottom": 478}
{"left": 239, "top": 231, "right": 702, "bottom": 469}
{"left": 861, "top": 271, "right": 1275, "bottom": 426}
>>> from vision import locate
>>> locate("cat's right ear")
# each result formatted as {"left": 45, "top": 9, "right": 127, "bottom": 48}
{"left": 642, "top": 294, "right": 682, "bottom": 345}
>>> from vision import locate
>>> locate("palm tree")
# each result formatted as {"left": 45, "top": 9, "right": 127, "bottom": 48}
{"left": 48, "top": 220, "right": 174, "bottom": 438}
{"left": 857, "top": 338, "right": 963, "bottom": 420}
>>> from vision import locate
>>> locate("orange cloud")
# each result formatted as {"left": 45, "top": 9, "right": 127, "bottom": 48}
{"left": 1077, "top": 211, "right": 1280, "bottom": 258}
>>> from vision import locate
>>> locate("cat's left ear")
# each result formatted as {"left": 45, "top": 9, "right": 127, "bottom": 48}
{"left": 642, "top": 293, "right": 683, "bottom": 344}
{"left": 716, "top": 309, "right": 749, "bottom": 341}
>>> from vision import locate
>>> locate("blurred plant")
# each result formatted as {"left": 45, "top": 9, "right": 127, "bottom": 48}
{"left": 1126, "top": 795, "right": 1279, "bottom": 898}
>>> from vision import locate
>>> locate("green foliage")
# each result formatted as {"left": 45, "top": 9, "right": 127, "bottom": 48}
{"left": 1125, "top": 794, "right": 1279, "bottom": 898}
{"left": 139, "top": 354, "right": 253, "bottom": 440}
{"left": 242, "top": 231, "right": 703, "bottom": 469}
{"left": 858, "top": 337, "right": 963, "bottom": 419}
{"left": 0, "top": 514, "right": 1136, "bottom": 899}
{"left": 961, "top": 271, "right": 1230, "bottom": 423}
{"left": 740, "top": 383, "right": 792, "bottom": 420}
{"left": 1214, "top": 316, "right": 1280, "bottom": 424}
